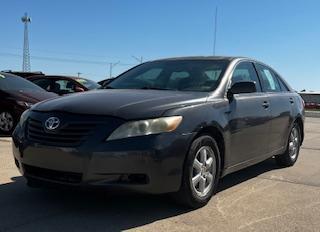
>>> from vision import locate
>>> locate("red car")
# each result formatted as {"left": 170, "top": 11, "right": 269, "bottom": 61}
{"left": 27, "top": 75, "right": 101, "bottom": 95}
{"left": 0, "top": 72, "right": 57, "bottom": 134}
{"left": 299, "top": 93, "right": 320, "bottom": 110}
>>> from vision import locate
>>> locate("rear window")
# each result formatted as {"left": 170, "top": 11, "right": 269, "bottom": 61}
{"left": 0, "top": 73, "right": 45, "bottom": 91}
{"left": 276, "top": 74, "right": 290, "bottom": 91}
{"left": 255, "top": 64, "right": 281, "bottom": 92}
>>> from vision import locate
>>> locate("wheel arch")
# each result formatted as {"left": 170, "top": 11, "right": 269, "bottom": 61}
{"left": 294, "top": 116, "right": 304, "bottom": 145}
{"left": 194, "top": 125, "right": 226, "bottom": 176}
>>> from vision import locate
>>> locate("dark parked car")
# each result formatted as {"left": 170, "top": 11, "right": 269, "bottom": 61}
{"left": 0, "top": 72, "right": 56, "bottom": 134}
{"left": 12, "top": 57, "right": 304, "bottom": 208}
{"left": 2, "top": 70, "right": 45, "bottom": 78}
{"left": 27, "top": 75, "right": 101, "bottom": 95}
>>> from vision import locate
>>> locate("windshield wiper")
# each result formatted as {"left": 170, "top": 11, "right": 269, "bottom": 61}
{"left": 140, "top": 86, "right": 173, "bottom": 90}
{"left": 103, "top": 85, "right": 115, "bottom": 89}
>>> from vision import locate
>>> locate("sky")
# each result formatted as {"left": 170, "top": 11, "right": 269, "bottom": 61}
{"left": 0, "top": 0, "right": 319, "bottom": 91}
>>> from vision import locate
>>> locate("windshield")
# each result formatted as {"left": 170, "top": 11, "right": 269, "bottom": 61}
{"left": 0, "top": 73, "right": 46, "bottom": 91}
{"left": 74, "top": 78, "right": 101, "bottom": 90}
{"left": 106, "top": 60, "right": 229, "bottom": 92}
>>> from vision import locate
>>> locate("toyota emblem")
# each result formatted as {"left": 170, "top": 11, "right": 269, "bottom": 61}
{"left": 44, "top": 117, "right": 60, "bottom": 130}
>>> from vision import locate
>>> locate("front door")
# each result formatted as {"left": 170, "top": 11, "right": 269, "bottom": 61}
{"left": 227, "top": 62, "right": 271, "bottom": 166}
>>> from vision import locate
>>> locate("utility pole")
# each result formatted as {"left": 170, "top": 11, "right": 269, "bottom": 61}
{"left": 77, "top": 72, "right": 82, "bottom": 78}
{"left": 21, "top": 13, "right": 31, "bottom": 71}
{"left": 132, "top": 55, "right": 143, "bottom": 64}
{"left": 213, "top": 4, "right": 218, "bottom": 56}
{"left": 109, "top": 61, "right": 120, "bottom": 78}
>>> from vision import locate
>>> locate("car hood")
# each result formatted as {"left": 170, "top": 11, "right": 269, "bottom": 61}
{"left": 33, "top": 89, "right": 209, "bottom": 119}
{"left": 8, "top": 90, "right": 57, "bottom": 103}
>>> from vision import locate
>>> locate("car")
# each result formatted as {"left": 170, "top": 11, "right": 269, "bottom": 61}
{"left": 0, "top": 72, "right": 57, "bottom": 134}
{"left": 299, "top": 92, "right": 320, "bottom": 110}
{"left": 12, "top": 57, "right": 304, "bottom": 208}
{"left": 27, "top": 75, "right": 101, "bottom": 95}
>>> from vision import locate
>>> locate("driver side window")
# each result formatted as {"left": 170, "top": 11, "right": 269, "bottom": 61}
{"left": 231, "top": 62, "right": 262, "bottom": 92}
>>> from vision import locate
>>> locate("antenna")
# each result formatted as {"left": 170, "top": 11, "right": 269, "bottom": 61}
{"left": 213, "top": 5, "right": 218, "bottom": 56}
{"left": 21, "top": 13, "right": 31, "bottom": 71}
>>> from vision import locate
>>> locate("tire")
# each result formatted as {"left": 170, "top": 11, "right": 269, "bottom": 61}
{"left": 275, "top": 122, "right": 301, "bottom": 167}
{"left": 174, "top": 135, "right": 220, "bottom": 208}
{"left": 0, "top": 110, "right": 16, "bottom": 135}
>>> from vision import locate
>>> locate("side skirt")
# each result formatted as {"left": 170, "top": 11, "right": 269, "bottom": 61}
{"left": 221, "top": 147, "right": 285, "bottom": 177}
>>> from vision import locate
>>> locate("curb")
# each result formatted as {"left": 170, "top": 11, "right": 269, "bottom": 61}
{"left": 305, "top": 111, "right": 320, "bottom": 118}
{"left": 0, "top": 138, "right": 11, "bottom": 143}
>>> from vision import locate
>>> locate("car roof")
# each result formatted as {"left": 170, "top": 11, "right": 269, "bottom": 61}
{"left": 28, "top": 75, "right": 90, "bottom": 81}
{"left": 1, "top": 70, "right": 45, "bottom": 78}
{"left": 152, "top": 56, "right": 242, "bottom": 62}
{"left": 0, "top": 72, "right": 22, "bottom": 78}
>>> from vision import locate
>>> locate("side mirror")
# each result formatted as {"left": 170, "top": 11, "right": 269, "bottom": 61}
{"left": 227, "top": 81, "right": 256, "bottom": 100}
{"left": 101, "top": 78, "right": 116, "bottom": 88}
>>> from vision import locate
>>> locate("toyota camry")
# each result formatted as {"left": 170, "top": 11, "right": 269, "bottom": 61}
{"left": 12, "top": 57, "right": 304, "bottom": 208}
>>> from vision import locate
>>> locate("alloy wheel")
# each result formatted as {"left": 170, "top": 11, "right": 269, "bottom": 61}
{"left": 289, "top": 127, "right": 300, "bottom": 160}
{"left": 0, "top": 112, "right": 14, "bottom": 132}
{"left": 191, "top": 146, "right": 216, "bottom": 198}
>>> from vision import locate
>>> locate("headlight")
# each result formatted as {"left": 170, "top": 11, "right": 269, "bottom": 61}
{"left": 19, "top": 109, "right": 30, "bottom": 126}
{"left": 107, "top": 116, "right": 183, "bottom": 141}
{"left": 16, "top": 101, "right": 34, "bottom": 109}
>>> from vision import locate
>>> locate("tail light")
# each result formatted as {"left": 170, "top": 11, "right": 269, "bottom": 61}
{"left": 301, "top": 97, "right": 305, "bottom": 109}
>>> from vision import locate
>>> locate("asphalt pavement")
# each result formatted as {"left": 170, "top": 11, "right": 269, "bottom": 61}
{"left": 0, "top": 118, "right": 320, "bottom": 232}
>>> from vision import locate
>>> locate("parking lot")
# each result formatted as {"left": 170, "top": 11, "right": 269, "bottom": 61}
{"left": 0, "top": 117, "right": 319, "bottom": 232}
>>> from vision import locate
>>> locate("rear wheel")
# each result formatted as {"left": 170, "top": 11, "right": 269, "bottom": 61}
{"left": 275, "top": 123, "right": 301, "bottom": 167}
{"left": 174, "top": 135, "right": 220, "bottom": 208}
{"left": 0, "top": 111, "right": 15, "bottom": 134}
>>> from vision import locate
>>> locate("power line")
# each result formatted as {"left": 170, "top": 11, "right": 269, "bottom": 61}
{"left": 4, "top": 46, "right": 143, "bottom": 64}
{"left": 0, "top": 52, "right": 136, "bottom": 66}
{"left": 4, "top": 46, "right": 123, "bottom": 60}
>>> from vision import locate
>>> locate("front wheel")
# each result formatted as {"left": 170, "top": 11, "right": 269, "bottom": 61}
{"left": 174, "top": 135, "right": 220, "bottom": 208}
{"left": 275, "top": 123, "right": 301, "bottom": 167}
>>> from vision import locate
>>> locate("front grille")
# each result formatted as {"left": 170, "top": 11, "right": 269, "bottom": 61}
{"left": 23, "top": 164, "right": 82, "bottom": 184}
{"left": 27, "top": 118, "right": 95, "bottom": 147}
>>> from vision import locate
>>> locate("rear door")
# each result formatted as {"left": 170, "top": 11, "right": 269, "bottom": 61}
{"left": 255, "top": 64, "right": 293, "bottom": 153}
{"left": 228, "top": 62, "right": 272, "bottom": 166}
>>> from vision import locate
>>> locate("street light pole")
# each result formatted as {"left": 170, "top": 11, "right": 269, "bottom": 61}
{"left": 132, "top": 55, "right": 143, "bottom": 64}
{"left": 109, "top": 61, "right": 120, "bottom": 78}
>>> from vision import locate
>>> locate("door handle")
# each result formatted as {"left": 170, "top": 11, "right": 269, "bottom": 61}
{"left": 289, "top": 98, "right": 294, "bottom": 104}
{"left": 262, "top": 101, "right": 269, "bottom": 108}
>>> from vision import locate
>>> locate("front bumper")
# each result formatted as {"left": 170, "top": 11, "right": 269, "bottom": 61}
{"left": 12, "top": 119, "right": 194, "bottom": 194}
